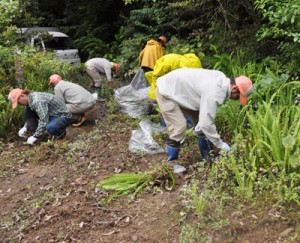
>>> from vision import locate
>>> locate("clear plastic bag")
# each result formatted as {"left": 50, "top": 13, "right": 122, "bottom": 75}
{"left": 129, "top": 120, "right": 166, "bottom": 154}
{"left": 130, "top": 68, "right": 149, "bottom": 90}
{"left": 114, "top": 85, "right": 152, "bottom": 118}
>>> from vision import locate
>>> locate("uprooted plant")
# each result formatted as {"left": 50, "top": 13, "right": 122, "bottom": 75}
{"left": 96, "top": 164, "right": 176, "bottom": 204}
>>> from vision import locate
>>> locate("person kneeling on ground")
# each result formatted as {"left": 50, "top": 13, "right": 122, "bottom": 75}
{"left": 156, "top": 68, "right": 253, "bottom": 173}
{"left": 49, "top": 74, "right": 97, "bottom": 127}
{"left": 8, "top": 88, "right": 73, "bottom": 145}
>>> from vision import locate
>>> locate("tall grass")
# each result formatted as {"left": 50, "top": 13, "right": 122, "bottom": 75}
{"left": 232, "top": 81, "right": 300, "bottom": 203}
{"left": 207, "top": 46, "right": 284, "bottom": 82}
{"left": 244, "top": 82, "right": 299, "bottom": 170}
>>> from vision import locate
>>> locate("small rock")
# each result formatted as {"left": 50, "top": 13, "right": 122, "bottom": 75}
{"left": 131, "top": 235, "right": 138, "bottom": 242}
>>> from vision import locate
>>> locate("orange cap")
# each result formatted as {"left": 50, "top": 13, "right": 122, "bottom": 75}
{"left": 158, "top": 36, "right": 167, "bottom": 47}
{"left": 49, "top": 74, "right": 62, "bottom": 85}
{"left": 8, "top": 88, "right": 23, "bottom": 109}
{"left": 235, "top": 76, "right": 253, "bottom": 106}
{"left": 112, "top": 63, "right": 119, "bottom": 74}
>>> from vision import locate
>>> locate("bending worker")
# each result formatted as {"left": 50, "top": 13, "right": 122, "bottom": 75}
{"left": 146, "top": 53, "right": 202, "bottom": 128}
{"left": 49, "top": 74, "right": 97, "bottom": 126}
{"left": 8, "top": 88, "right": 73, "bottom": 145}
{"left": 85, "top": 58, "right": 119, "bottom": 89}
{"left": 156, "top": 68, "right": 253, "bottom": 173}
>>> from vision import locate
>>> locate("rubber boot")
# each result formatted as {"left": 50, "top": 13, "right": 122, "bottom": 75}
{"left": 166, "top": 139, "right": 186, "bottom": 173}
{"left": 166, "top": 145, "right": 186, "bottom": 173}
{"left": 198, "top": 135, "right": 214, "bottom": 162}
{"left": 166, "top": 144, "right": 180, "bottom": 161}
{"left": 185, "top": 115, "right": 193, "bottom": 128}
{"left": 160, "top": 116, "right": 167, "bottom": 127}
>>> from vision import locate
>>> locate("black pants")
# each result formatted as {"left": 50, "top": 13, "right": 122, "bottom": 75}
{"left": 25, "top": 107, "right": 39, "bottom": 132}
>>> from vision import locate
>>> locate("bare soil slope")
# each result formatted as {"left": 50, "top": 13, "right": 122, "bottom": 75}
{"left": 0, "top": 102, "right": 298, "bottom": 242}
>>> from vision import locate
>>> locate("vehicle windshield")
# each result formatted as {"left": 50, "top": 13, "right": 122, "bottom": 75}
{"left": 44, "top": 37, "right": 75, "bottom": 50}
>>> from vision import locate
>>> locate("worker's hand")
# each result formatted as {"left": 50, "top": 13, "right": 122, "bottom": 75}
{"left": 18, "top": 125, "right": 27, "bottom": 138}
{"left": 27, "top": 136, "right": 38, "bottom": 145}
{"left": 219, "top": 142, "right": 231, "bottom": 152}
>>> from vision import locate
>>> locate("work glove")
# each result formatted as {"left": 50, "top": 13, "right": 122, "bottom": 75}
{"left": 168, "top": 162, "right": 186, "bottom": 174}
{"left": 27, "top": 136, "right": 38, "bottom": 145}
{"left": 18, "top": 125, "right": 27, "bottom": 138}
{"left": 92, "top": 92, "right": 98, "bottom": 100}
{"left": 219, "top": 142, "right": 231, "bottom": 153}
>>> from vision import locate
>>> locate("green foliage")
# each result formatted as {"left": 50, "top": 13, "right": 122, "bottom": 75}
{"left": 0, "top": 93, "right": 23, "bottom": 140}
{"left": 231, "top": 81, "right": 300, "bottom": 203}
{"left": 73, "top": 34, "right": 110, "bottom": 59}
{"left": 255, "top": 0, "right": 300, "bottom": 43}
{"left": 165, "top": 36, "right": 205, "bottom": 61}
{"left": 19, "top": 48, "right": 79, "bottom": 91}
{"left": 0, "top": 45, "right": 16, "bottom": 86}
{"left": 255, "top": 0, "right": 300, "bottom": 76}
{"left": 251, "top": 72, "right": 289, "bottom": 103}
{"left": 179, "top": 224, "right": 202, "bottom": 242}
{"left": 215, "top": 100, "right": 242, "bottom": 140}
{"left": 114, "top": 32, "right": 144, "bottom": 74}
{"left": 206, "top": 46, "right": 285, "bottom": 80}
{"left": 0, "top": 26, "right": 21, "bottom": 47}
{"left": 178, "top": 178, "right": 231, "bottom": 241}
{"left": 0, "top": 0, "right": 19, "bottom": 30}
{"left": 244, "top": 82, "right": 300, "bottom": 169}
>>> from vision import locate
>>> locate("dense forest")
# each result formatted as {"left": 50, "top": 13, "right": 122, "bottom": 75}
{"left": 1, "top": 0, "right": 299, "bottom": 73}
{"left": 0, "top": 0, "right": 299, "bottom": 242}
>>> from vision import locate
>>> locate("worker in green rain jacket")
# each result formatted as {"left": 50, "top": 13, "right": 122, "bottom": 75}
{"left": 145, "top": 53, "right": 202, "bottom": 102}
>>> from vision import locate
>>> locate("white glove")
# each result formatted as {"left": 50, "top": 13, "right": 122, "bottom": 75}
{"left": 219, "top": 142, "right": 231, "bottom": 152}
{"left": 92, "top": 92, "right": 98, "bottom": 100}
{"left": 27, "top": 136, "right": 38, "bottom": 145}
{"left": 18, "top": 124, "right": 27, "bottom": 138}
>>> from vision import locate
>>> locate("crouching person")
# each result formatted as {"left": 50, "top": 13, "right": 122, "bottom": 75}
{"left": 8, "top": 88, "right": 73, "bottom": 145}
{"left": 49, "top": 74, "right": 97, "bottom": 126}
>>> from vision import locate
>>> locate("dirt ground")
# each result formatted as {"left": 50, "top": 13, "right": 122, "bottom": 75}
{"left": 0, "top": 101, "right": 299, "bottom": 242}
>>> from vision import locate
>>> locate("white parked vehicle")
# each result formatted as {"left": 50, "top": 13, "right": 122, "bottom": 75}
{"left": 18, "top": 27, "right": 81, "bottom": 65}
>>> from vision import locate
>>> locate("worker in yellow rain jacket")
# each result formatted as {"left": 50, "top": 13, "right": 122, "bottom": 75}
{"left": 139, "top": 36, "right": 167, "bottom": 73}
{"left": 145, "top": 53, "right": 202, "bottom": 102}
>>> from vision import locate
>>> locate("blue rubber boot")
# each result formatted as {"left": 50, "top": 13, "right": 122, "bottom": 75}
{"left": 160, "top": 116, "right": 167, "bottom": 127}
{"left": 185, "top": 115, "right": 193, "bottom": 128}
{"left": 166, "top": 144, "right": 180, "bottom": 161}
{"left": 198, "top": 135, "right": 214, "bottom": 161}
{"left": 166, "top": 139, "right": 186, "bottom": 173}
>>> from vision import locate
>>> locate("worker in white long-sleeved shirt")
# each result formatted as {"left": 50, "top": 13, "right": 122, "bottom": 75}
{"left": 85, "top": 58, "right": 119, "bottom": 89}
{"left": 156, "top": 68, "right": 253, "bottom": 173}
